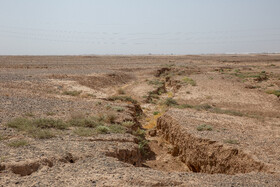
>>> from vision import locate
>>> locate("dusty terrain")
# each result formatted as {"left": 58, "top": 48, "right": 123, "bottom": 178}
{"left": 0, "top": 55, "right": 279, "bottom": 186}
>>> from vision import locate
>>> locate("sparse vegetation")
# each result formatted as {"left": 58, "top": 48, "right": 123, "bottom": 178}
{"left": 138, "top": 139, "right": 149, "bottom": 156}
{"left": 108, "top": 124, "right": 126, "bottom": 134}
{"left": 105, "top": 113, "right": 117, "bottom": 124}
{"left": 224, "top": 139, "right": 239, "bottom": 144}
{"left": 113, "top": 106, "right": 125, "bottom": 112}
{"left": 163, "top": 98, "right": 178, "bottom": 107}
{"left": 197, "top": 124, "right": 213, "bottom": 131}
{"left": 63, "top": 90, "right": 82, "bottom": 96}
{"left": 86, "top": 93, "right": 96, "bottom": 98}
{"left": 31, "top": 129, "right": 55, "bottom": 139}
{"left": 148, "top": 80, "right": 164, "bottom": 86}
{"left": 96, "top": 126, "right": 110, "bottom": 134}
{"left": 133, "top": 128, "right": 146, "bottom": 138}
{"left": 153, "top": 111, "right": 160, "bottom": 115}
{"left": 232, "top": 71, "right": 268, "bottom": 82}
{"left": 33, "top": 118, "right": 68, "bottom": 130}
{"left": 6, "top": 117, "right": 67, "bottom": 139}
{"left": 108, "top": 95, "right": 138, "bottom": 104}
{"left": 122, "top": 121, "right": 135, "bottom": 128}
{"left": 24, "top": 112, "right": 35, "bottom": 117}
{"left": 266, "top": 90, "right": 280, "bottom": 97}
{"left": 73, "top": 127, "right": 96, "bottom": 137}
{"left": 8, "top": 140, "right": 29, "bottom": 147}
{"left": 182, "top": 77, "right": 197, "bottom": 86}
{"left": 68, "top": 117, "right": 102, "bottom": 128}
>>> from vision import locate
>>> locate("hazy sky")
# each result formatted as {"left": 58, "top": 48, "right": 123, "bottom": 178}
{"left": 0, "top": 0, "right": 280, "bottom": 55}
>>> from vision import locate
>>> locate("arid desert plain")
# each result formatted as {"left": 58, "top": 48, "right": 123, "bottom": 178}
{"left": 0, "top": 55, "right": 280, "bottom": 186}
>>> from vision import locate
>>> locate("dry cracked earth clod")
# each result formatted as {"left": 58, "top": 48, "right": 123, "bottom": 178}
{"left": 0, "top": 55, "right": 280, "bottom": 186}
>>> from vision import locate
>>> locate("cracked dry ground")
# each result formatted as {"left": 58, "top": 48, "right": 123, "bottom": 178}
{"left": 0, "top": 55, "right": 280, "bottom": 186}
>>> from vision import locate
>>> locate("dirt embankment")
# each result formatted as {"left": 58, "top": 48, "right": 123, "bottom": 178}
{"left": 157, "top": 113, "right": 267, "bottom": 175}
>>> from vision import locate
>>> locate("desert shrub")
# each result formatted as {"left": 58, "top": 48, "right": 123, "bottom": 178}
{"left": 197, "top": 124, "right": 213, "bottom": 131}
{"left": 113, "top": 106, "right": 125, "bottom": 112}
{"left": 96, "top": 114, "right": 106, "bottom": 122}
{"left": 70, "top": 111, "right": 86, "bottom": 119}
{"left": 6, "top": 117, "right": 62, "bottom": 139}
{"left": 224, "top": 139, "right": 239, "bottom": 144}
{"left": 138, "top": 139, "right": 149, "bottom": 156}
{"left": 96, "top": 126, "right": 110, "bottom": 134}
{"left": 266, "top": 90, "right": 280, "bottom": 97}
{"left": 105, "top": 104, "right": 112, "bottom": 110}
{"left": 133, "top": 128, "right": 146, "bottom": 138}
{"left": 163, "top": 98, "right": 178, "bottom": 106}
{"left": 182, "top": 77, "right": 197, "bottom": 86}
{"left": 33, "top": 118, "right": 68, "bottom": 130}
{"left": 233, "top": 71, "right": 268, "bottom": 82}
{"left": 176, "top": 104, "right": 193, "bottom": 109}
{"left": 29, "top": 129, "right": 55, "bottom": 139}
{"left": 8, "top": 140, "right": 29, "bottom": 148}
{"left": 63, "top": 90, "right": 82, "bottom": 96}
{"left": 195, "top": 104, "right": 212, "bottom": 110}
{"left": 68, "top": 117, "right": 101, "bottom": 128}
{"left": 73, "top": 127, "right": 96, "bottom": 137}
{"left": 148, "top": 80, "right": 164, "bottom": 86}
{"left": 6, "top": 118, "right": 33, "bottom": 131}
{"left": 105, "top": 113, "right": 117, "bottom": 124}
{"left": 153, "top": 111, "right": 160, "bottom": 115}
{"left": 24, "top": 112, "right": 35, "bottom": 117}
{"left": 211, "top": 108, "right": 243, "bottom": 117}
{"left": 108, "top": 124, "right": 126, "bottom": 134}
{"left": 108, "top": 96, "right": 138, "bottom": 104}
{"left": 87, "top": 93, "right": 96, "bottom": 98}
{"left": 122, "top": 121, "right": 135, "bottom": 128}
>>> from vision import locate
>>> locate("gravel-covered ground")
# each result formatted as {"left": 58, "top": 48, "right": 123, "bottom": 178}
{"left": 0, "top": 55, "right": 280, "bottom": 186}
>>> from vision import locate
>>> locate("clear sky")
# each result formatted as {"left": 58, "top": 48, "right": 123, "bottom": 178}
{"left": 0, "top": 0, "right": 280, "bottom": 55}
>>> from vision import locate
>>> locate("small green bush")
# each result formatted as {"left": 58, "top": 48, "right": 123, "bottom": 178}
{"left": 108, "top": 124, "right": 126, "bottom": 134}
{"left": 33, "top": 118, "right": 68, "bottom": 130}
{"left": 153, "top": 111, "right": 160, "bottom": 115}
{"left": 96, "top": 126, "right": 110, "bottom": 134}
{"left": 122, "top": 121, "right": 135, "bottom": 128}
{"left": 133, "top": 128, "right": 146, "bottom": 138}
